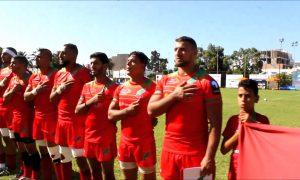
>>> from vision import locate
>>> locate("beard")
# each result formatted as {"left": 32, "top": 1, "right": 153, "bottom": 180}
{"left": 175, "top": 61, "right": 188, "bottom": 67}
{"left": 60, "top": 60, "right": 70, "bottom": 67}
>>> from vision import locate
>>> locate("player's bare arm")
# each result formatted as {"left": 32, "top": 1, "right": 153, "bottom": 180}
{"left": 24, "top": 82, "right": 47, "bottom": 102}
{"left": 108, "top": 99, "right": 139, "bottom": 122}
{"left": 220, "top": 131, "right": 239, "bottom": 155}
{"left": 3, "top": 83, "right": 22, "bottom": 104}
{"left": 0, "top": 77, "right": 9, "bottom": 89}
{"left": 50, "top": 80, "right": 74, "bottom": 102}
{"left": 201, "top": 100, "right": 222, "bottom": 176}
{"left": 147, "top": 81, "right": 198, "bottom": 117}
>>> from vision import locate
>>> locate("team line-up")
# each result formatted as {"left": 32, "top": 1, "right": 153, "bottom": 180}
{"left": 0, "top": 36, "right": 266, "bottom": 180}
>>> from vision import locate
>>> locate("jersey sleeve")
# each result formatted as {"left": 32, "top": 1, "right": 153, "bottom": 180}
{"left": 112, "top": 85, "right": 121, "bottom": 102}
{"left": 154, "top": 75, "right": 167, "bottom": 95}
{"left": 222, "top": 116, "right": 239, "bottom": 138}
{"left": 79, "top": 83, "right": 89, "bottom": 103}
{"left": 27, "top": 74, "right": 35, "bottom": 89}
{"left": 80, "top": 68, "right": 92, "bottom": 84}
{"left": 201, "top": 75, "right": 222, "bottom": 106}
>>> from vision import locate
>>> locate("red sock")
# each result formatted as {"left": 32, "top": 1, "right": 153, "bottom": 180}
{"left": 23, "top": 164, "right": 32, "bottom": 178}
{"left": 40, "top": 155, "right": 53, "bottom": 180}
{"left": 6, "top": 154, "right": 16, "bottom": 171}
{"left": 53, "top": 162, "right": 63, "bottom": 180}
{"left": 60, "top": 162, "right": 72, "bottom": 180}
{"left": 80, "top": 169, "right": 91, "bottom": 180}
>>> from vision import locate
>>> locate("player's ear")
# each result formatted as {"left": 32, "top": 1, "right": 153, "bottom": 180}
{"left": 255, "top": 95, "right": 259, "bottom": 103}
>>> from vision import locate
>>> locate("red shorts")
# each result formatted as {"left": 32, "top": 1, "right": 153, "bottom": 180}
{"left": 84, "top": 139, "right": 117, "bottom": 162}
{"left": 228, "top": 152, "right": 238, "bottom": 180}
{"left": 118, "top": 136, "right": 156, "bottom": 168}
{"left": 160, "top": 150, "right": 206, "bottom": 180}
{"left": 0, "top": 109, "right": 11, "bottom": 128}
{"left": 42, "top": 113, "right": 57, "bottom": 144}
{"left": 55, "top": 121, "right": 84, "bottom": 148}
{"left": 32, "top": 118, "right": 44, "bottom": 140}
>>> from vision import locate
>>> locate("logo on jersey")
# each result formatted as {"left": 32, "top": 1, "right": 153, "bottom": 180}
{"left": 210, "top": 80, "right": 220, "bottom": 94}
{"left": 120, "top": 88, "right": 131, "bottom": 95}
{"left": 136, "top": 88, "right": 146, "bottom": 96}
{"left": 166, "top": 78, "right": 178, "bottom": 85}
{"left": 187, "top": 78, "right": 197, "bottom": 85}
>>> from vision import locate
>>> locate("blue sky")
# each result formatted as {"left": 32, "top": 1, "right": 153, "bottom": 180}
{"left": 1, "top": 1, "right": 300, "bottom": 68}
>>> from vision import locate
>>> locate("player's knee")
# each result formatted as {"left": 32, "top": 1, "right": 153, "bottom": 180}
{"left": 59, "top": 146, "right": 72, "bottom": 163}
{"left": 0, "top": 128, "right": 10, "bottom": 137}
{"left": 36, "top": 139, "right": 47, "bottom": 147}
{"left": 47, "top": 145, "right": 61, "bottom": 163}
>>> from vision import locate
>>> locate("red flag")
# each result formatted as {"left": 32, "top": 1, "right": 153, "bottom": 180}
{"left": 237, "top": 122, "right": 300, "bottom": 179}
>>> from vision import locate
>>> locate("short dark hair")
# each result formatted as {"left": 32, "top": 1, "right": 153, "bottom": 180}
{"left": 129, "top": 51, "right": 149, "bottom": 65}
{"left": 38, "top": 48, "right": 52, "bottom": 59}
{"left": 238, "top": 78, "right": 259, "bottom": 96}
{"left": 90, "top": 52, "right": 109, "bottom": 64}
{"left": 6, "top": 47, "right": 17, "bottom": 55}
{"left": 13, "top": 55, "right": 29, "bottom": 66}
{"left": 64, "top": 43, "right": 78, "bottom": 56}
{"left": 175, "top": 36, "right": 197, "bottom": 50}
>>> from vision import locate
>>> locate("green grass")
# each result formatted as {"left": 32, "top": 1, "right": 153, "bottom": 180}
{"left": 3, "top": 88, "right": 300, "bottom": 179}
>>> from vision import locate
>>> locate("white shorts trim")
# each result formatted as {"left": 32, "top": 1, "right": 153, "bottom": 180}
{"left": 9, "top": 130, "right": 15, "bottom": 139}
{"left": 138, "top": 166, "right": 155, "bottom": 174}
{"left": 119, "top": 161, "right": 137, "bottom": 170}
{"left": 71, "top": 148, "right": 84, "bottom": 157}
{"left": 0, "top": 128, "right": 9, "bottom": 137}
{"left": 59, "top": 146, "right": 72, "bottom": 163}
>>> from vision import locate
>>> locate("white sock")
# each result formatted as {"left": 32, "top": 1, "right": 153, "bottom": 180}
{"left": 0, "top": 163, "right": 6, "bottom": 168}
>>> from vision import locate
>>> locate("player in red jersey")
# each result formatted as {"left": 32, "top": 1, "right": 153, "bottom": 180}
{"left": 75, "top": 52, "right": 118, "bottom": 180}
{"left": 108, "top": 51, "right": 157, "bottom": 180}
{"left": 24, "top": 48, "right": 59, "bottom": 180}
{"left": 148, "top": 36, "right": 222, "bottom": 180}
{"left": 220, "top": 79, "right": 270, "bottom": 180}
{"left": 3, "top": 55, "right": 40, "bottom": 179}
{"left": 0, "top": 47, "right": 18, "bottom": 176}
{"left": 50, "top": 44, "right": 91, "bottom": 180}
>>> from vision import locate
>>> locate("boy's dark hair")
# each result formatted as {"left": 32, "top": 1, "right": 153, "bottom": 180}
{"left": 90, "top": 52, "right": 109, "bottom": 64}
{"left": 175, "top": 36, "right": 197, "bottom": 50}
{"left": 238, "top": 78, "right": 258, "bottom": 96}
{"left": 13, "top": 55, "right": 29, "bottom": 66}
{"left": 64, "top": 43, "right": 78, "bottom": 56}
{"left": 129, "top": 51, "right": 149, "bottom": 65}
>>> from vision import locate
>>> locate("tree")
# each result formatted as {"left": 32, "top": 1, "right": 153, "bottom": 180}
{"left": 147, "top": 50, "right": 168, "bottom": 74}
{"left": 276, "top": 73, "right": 292, "bottom": 87}
{"left": 230, "top": 48, "right": 262, "bottom": 76}
{"left": 198, "top": 44, "right": 230, "bottom": 73}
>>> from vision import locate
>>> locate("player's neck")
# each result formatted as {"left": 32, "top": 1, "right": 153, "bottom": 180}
{"left": 178, "top": 65, "right": 198, "bottom": 76}
{"left": 65, "top": 62, "right": 77, "bottom": 72}
{"left": 130, "top": 75, "right": 146, "bottom": 85}
{"left": 39, "top": 66, "right": 51, "bottom": 75}
{"left": 240, "top": 109, "right": 255, "bottom": 115}
{"left": 95, "top": 75, "right": 109, "bottom": 84}
{"left": 15, "top": 70, "right": 27, "bottom": 79}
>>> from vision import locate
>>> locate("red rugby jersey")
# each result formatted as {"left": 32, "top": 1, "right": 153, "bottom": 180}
{"left": 80, "top": 80, "right": 118, "bottom": 143}
{"left": 28, "top": 70, "right": 57, "bottom": 118}
{"left": 113, "top": 78, "right": 156, "bottom": 142}
{"left": 7, "top": 72, "right": 33, "bottom": 137}
{"left": 53, "top": 66, "right": 91, "bottom": 122}
{"left": 156, "top": 68, "right": 222, "bottom": 155}
{"left": 0, "top": 67, "right": 14, "bottom": 107}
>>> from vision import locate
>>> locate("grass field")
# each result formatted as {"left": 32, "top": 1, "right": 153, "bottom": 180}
{"left": 3, "top": 88, "right": 300, "bottom": 180}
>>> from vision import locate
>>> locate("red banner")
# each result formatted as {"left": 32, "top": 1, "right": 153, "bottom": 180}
{"left": 237, "top": 122, "right": 300, "bottom": 179}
